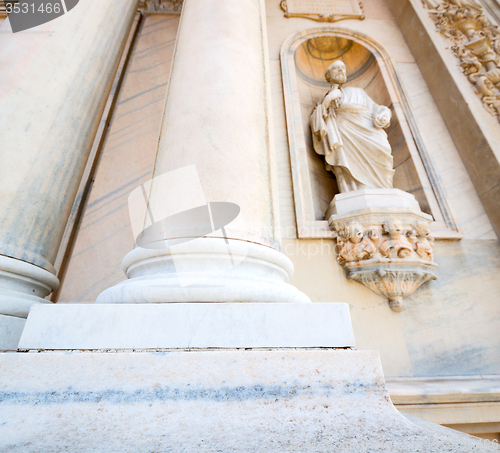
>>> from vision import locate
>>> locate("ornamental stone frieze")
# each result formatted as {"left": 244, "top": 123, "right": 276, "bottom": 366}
{"left": 422, "top": 0, "right": 500, "bottom": 121}
{"left": 328, "top": 196, "right": 438, "bottom": 312}
{"left": 140, "top": 0, "right": 183, "bottom": 13}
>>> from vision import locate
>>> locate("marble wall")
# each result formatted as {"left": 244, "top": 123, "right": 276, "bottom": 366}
{"left": 57, "top": 15, "right": 179, "bottom": 302}
{"left": 286, "top": 238, "right": 500, "bottom": 378}
{"left": 56, "top": 2, "right": 500, "bottom": 383}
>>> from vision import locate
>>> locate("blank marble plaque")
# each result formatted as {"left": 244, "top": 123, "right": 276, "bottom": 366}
{"left": 286, "top": 0, "right": 362, "bottom": 15}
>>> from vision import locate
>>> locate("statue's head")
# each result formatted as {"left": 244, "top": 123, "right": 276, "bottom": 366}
{"left": 413, "top": 220, "right": 431, "bottom": 239}
{"left": 344, "top": 221, "right": 364, "bottom": 244}
{"left": 383, "top": 219, "right": 403, "bottom": 239}
{"left": 325, "top": 60, "right": 347, "bottom": 86}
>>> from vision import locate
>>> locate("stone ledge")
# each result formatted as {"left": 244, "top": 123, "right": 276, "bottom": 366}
{"left": 387, "top": 376, "right": 500, "bottom": 405}
{"left": 397, "top": 402, "right": 500, "bottom": 426}
{"left": 0, "top": 349, "right": 497, "bottom": 452}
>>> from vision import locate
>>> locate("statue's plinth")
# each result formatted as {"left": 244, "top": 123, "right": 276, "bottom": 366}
{"left": 326, "top": 188, "right": 438, "bottom": 312}
{"left": 326, "top": 188, "right": 421, "bottom": 218}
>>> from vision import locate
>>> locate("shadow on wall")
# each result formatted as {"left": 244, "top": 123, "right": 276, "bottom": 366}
{"left": 294, "top": 36, "right": 431, "bottom": 220}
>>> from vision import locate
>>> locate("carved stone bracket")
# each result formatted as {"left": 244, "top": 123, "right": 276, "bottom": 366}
{"left": 139, "top": 0, "right": 184, "bottom": 14}
{"left": 329, "top": 197, "right": 438, "bottom": 312}
{"left": 280, "top": 0, "right": 364, "bottom": 23}
{"left": 422, "top": 0, "right": 500, "bottom": 122}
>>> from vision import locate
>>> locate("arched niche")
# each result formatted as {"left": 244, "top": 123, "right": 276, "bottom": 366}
{"left": 280, "top": 28, "right": 461, "bottom": 239}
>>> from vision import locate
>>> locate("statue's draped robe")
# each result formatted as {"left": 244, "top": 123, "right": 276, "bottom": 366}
{"left": 310, "top": 87, "right": 395, "bottom": 189}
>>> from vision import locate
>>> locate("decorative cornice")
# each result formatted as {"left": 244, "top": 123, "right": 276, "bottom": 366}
{"left": 480, "top": 0, "right": 500, "bottom": 25}
{"left": 422, "top": 0, "right": 500, "bottom": 122}
{"left": 280, "top": 0, "right": 364, "bottom": 23}
{"left": 139, "top": 0, "right": 183, "bottom": 14}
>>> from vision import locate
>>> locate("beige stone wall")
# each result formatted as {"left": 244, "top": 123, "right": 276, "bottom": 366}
{"left": 285, "top": 239, "right": 500, "bottom": 377}
{"left": 264, "top": 0, "right": 500, "bottom": 380}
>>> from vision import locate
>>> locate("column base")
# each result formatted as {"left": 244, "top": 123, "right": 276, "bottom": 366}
{"left": 0, "top": 255, "right": 58, "bottom": 350}
{"left": 0, "top": 315, "right": 26, "bottom": 351}
{"left": 0, "top": 349, "right": 492, "bottom": 452}
{"left": 97, "top": 238, "right": 310, "bottom": 304}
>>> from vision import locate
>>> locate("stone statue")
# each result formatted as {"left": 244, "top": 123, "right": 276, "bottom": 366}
{"left": 410, "top": 220, "right": 434, "bottom": 261}
{"left": 310, "top": 60, "right": 395, "bottom": 193}
{"left": 379, "top": 219, "right": 413, "bottom": 259}
{"left": 336, "top": 221, "right": 375, "bottom": 264}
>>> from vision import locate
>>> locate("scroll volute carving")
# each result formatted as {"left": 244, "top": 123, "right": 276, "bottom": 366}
{"left": 422, "top": 0, "right": 500, "bottom": 120}
{"left": 333, "top": 215, "right": 437, "bottom": 312}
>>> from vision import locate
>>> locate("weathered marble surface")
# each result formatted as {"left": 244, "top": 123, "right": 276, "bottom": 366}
{"left": 399, "top": 240, "right": 500, "bottom": 377}
{"left": 0, "top": 315, "right": 25, "bottom": 351}
{"left": 286, "top": 238, "right": 500, "bottom": 378}
{"left": 149, "top": 0, "right": 279, "bottom": 246}
{"left": 0, "top": 0, "right": 139, "bottom": 272}
{"left": 18, "top": 303, "right": 355, "bottom": 350}
{"left": 387, "top": 375, "right": 500, "bottom": 405}
{"left": 0, "top": 350, "right": 496, "bottom": 452}
{"left": 387, "top": 376, "right": 500, "bottom": 428}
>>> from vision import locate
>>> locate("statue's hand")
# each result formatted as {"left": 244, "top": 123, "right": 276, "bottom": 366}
{"left": 324, "top": 88, "right": 342, "bottom": 110}
{"left": 374, "top": 108, "right": 391, "bottom": 129}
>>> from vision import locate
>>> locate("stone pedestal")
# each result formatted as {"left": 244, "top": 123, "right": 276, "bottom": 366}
{"left": 0, "top": 350, "right": 494, "bottom": 452}
{"left": 0, "top": 0, "right": 139, "bottom": 349}
{"left": 327, "top": 189, "right": 438, "bottom": 312}
{"left": 326, "top": 188, "right": 421, "bottom": 218}
{"left": 18, "top": 303, "right": 355, "bottom": 350}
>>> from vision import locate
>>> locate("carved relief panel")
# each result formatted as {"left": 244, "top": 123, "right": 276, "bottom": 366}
{"left": 422, "top": 0, "right": 500, "bottom": 121}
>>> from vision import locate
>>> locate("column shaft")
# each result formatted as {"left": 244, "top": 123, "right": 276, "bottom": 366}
{"left": 0, "top": 0, "right": 139, "bottom": 348}
{"left": 98, "top": 0, "right": 309, "bottom": 304}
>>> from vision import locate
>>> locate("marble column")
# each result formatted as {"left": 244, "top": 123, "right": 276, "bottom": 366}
{"left": 97, "top": 0, "right": 309, "bottom": 304}
{"left": 0, "top": 0, "right": 139, "bottom": 348}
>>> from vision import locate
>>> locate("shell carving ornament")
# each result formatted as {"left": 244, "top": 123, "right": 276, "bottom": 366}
{"left": 422, "top": 0, "right": 500, "bottom": 121}
{"left": 333, "top": 217, "right": 437, "bottom": 312}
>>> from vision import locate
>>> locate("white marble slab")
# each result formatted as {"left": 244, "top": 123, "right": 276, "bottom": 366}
{"left": 18, "top": 302, "right": 355, "bottom": 350}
